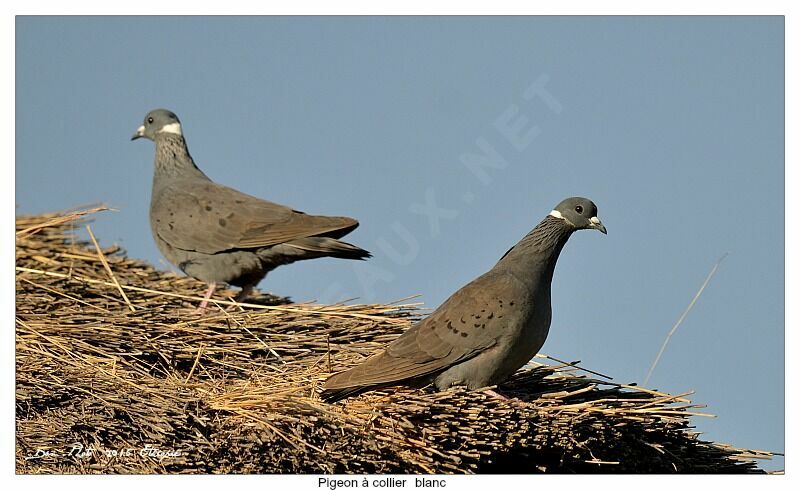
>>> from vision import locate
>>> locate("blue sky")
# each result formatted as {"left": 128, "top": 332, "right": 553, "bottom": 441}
{"left": 15, "top": 16, "right": 784, "bottom": 470}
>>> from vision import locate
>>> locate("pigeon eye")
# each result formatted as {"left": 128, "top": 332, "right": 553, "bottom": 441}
{"left": 575, "top": 205, "right": 583, "bottom": 214}
{"left": 147, "top": 117, "right": 154, "bottom": 124}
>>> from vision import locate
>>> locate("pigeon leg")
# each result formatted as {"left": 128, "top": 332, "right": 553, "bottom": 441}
{"left": 234, "top": 285, "right": 254, "bottom": 303}
{"left": 196, "top": 282, "right": 217, "bottom": 313}
{"left": 225, "top": 285, "right": 254, "bottom": 312}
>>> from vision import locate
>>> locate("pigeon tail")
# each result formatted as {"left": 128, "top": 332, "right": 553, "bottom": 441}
{"left": 286, "top": 237, "right": 371, "bottom": 261}
{"left": 320, "top": 385, "right": 375, "bottom": 403}
{"left": 321, "top": 378, "right": 431, "bottom": 403}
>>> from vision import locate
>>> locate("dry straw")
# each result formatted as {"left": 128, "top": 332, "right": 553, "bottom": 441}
{"left": 15, "top": 208, "right": 776, "bottom": 474}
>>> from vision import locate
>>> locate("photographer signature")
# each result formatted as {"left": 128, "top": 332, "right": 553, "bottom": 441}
{"left": 24, "top": 443, "right": 183, "bottom": 461}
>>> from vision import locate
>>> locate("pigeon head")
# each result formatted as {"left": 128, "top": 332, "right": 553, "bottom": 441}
{"left": 131, "top": 109, "right": 182, "bottom": 141}
{"left": 550, "top": 197, "right": 607, "bottom": 234}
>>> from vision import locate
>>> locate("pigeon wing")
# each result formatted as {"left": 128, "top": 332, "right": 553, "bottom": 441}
{"left": 152, "top": 180, "right": 359, "bottom": 254}
{"left": 324, "top": 271, "right": 525, "bottom": 390}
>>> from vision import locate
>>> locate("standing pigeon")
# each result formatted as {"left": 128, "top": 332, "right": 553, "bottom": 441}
{"left": 132, "top": 109, "right": 370, "bottom": 310}
{"left": 322, "top": 197, "right": 606, "bottom": 402}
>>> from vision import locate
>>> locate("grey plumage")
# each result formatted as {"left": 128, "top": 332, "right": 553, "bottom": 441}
{"left": 132, "top": 109, "right": 370, "bottom": 305}
{"left": 322, "top": 197, "right": 606, "bottom": 402}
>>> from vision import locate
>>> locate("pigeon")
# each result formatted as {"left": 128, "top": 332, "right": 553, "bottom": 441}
{"left": 132, "top": 109, "right": 371, "bottom": 310}
{"left": 322, "top": 197, "right": 606, "bottom": 402}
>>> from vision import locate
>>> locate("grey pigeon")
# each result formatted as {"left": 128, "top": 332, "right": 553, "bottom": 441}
{"left": 132, "top": 109, "right": 370, "bottom": 309}
{"left": 322, "top": 197, "right": 606, "bottom": 402}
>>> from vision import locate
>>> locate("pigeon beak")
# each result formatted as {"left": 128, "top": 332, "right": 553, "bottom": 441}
{"left": 589, "top": 216, "right": 607, "bottom": 234}
{"left": 131, "top": 125, "right": 145, "bottom": 141}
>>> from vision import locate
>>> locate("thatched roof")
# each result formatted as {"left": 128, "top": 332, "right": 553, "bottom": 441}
{"left": 15, "top": 208, "right": 775, "bottom": 474}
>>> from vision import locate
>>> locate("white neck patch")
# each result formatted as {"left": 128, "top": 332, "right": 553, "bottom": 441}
{"left": 158, "top": 122, "right": 183, "bottom": 136}
{"left": 549, "top": 209, "right": 577, "bottom": 226}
